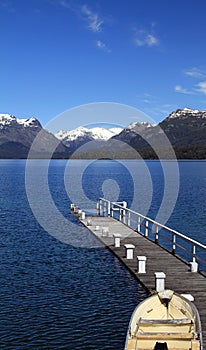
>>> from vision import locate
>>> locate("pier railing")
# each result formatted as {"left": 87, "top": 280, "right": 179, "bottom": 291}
{"left": 98, "top": 198, "right": 206, "bottom": 273}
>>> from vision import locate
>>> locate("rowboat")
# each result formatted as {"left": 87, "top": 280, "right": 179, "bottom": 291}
{"left": 124, "top": 290, "right": 203, "bottom": 350}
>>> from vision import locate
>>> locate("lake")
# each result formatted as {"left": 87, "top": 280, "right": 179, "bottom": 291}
{"left": 0, "top": 159, "right": 205, "bottom": 349}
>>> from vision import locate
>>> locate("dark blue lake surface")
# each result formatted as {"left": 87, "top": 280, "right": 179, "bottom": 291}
{"left": 0, "top": 159, "right": 206, "bottom": 349}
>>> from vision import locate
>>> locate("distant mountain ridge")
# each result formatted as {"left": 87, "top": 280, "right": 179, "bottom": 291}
{"left": 0, "top": 108, "right": 206, "bottom": 159}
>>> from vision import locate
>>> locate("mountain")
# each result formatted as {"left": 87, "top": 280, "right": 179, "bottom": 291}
{"left": 159, "top": 108, "right": 206, "bottom": 146}
{"left": 55, "top": 126, "right": 123, "bottom": 152}
{"left": 111, "top": 121, "right": 154, "bottom": 143}
{"left": 0, "top": 114, "right": 69, "bottom": 158}
{"left": 65, "top": 108, "right": 206, "bottom": 159}
{"left": 129, "top": 108, "right": 206, "bottom": 159}
{"left": 1, "top": 108, "right": 206, "bottom": 159}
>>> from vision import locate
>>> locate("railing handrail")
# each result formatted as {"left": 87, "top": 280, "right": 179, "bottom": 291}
{"left": 99, "top": 198, "right": 206, "bottom": 251}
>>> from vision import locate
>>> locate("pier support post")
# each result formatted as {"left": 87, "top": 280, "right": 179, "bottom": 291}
{"left": 137, "top": 256, "right": 147, "bottom": 273}
{"left": 124, "top": 244, "right": 135, "bottom": 259}
{"left": 113, "top": 233, "right": 121, "bottom": 247}
{"left": 155, "top": 272, "right": 166, "bottom": 292}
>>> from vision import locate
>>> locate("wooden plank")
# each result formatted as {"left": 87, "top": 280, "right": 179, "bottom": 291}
{"left": 136, "top": 332, "right": 193, "bottom": 340}
{"left": 138, "top": 319, "right": 192, "bottom": 325}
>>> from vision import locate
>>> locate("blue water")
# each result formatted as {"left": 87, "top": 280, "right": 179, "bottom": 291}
{"left": 0, "top": 159, "right": 206, "bottom": 349}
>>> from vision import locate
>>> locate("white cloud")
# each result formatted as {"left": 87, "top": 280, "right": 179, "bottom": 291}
{"left": 184, "top": 67, "right": 206, "bottom": 79}
{"left": 196, "top": 81, "right": 206, "bottom": 95}
{"left": 134, "top": 30, "right": 159, "bottom": 47}
{"left": 81, "top": 5, "right": 103, "bottom": 33}
{"left": 52, "top": 2, "right": 104, "bottom": 33}
{"left": 96, "top": 40, "right": 110, "bottom": 52}
{"left": 174, "top": 85, "right": 193, "bottom": 94}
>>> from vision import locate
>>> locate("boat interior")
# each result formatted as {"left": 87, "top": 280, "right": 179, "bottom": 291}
{"left": 126, "top": 291, "right": 201, "bottom": 350}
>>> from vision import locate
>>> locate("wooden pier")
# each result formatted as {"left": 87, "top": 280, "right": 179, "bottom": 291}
{"left": 72, "top": 201, "right": 206, "bottom": 348}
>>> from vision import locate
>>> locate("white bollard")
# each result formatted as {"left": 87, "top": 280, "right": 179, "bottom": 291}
{"left": 113, "top": 233, "right": 121, "bottom": 247}
{"left": 74, "top": 206, "right": 79, "bottom": 214}
{"left": 78, "top": 209, "right": 82, "bottom": 217}
{"left": 102, "top": 227, "right": 109, "bottom": 237}
{"left": 124, "top": 244, "right": 135, "bottom": 259}
{"left": 70, "top": 203, "right": 75, "bottom": 210}
{"left": 81, "top": 211, "right": 85, "bottom": 220}
{"left": 87, "top": 219, "right": 92, "bottom": 226}
{"left": 137, "top": 256, "right": 147, "bottom": 273}
{"left": 190, "top": 261, "right": 198, "bottom": 272}
{"left": 155, "top": 272, "right": 166, "bottom": 292}
{"left": 95, "top": 225, "right": 100, "bottom": 231}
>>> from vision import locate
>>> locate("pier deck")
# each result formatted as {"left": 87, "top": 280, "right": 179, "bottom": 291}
{"left": 79, "top": 215, "right": 206, "bottom": 348}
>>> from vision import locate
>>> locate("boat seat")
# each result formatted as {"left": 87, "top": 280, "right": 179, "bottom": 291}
{"left": 138, "top": 318, "right": 192, "bottom": 325}
{"left": 136, "top": 332, "right": 193, "bottom": 340}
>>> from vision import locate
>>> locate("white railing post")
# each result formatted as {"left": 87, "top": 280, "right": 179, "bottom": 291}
{"left": 108, "top": 200, "right": 111, "bottom": 217}
{"left": 192, "top": 245, "right": 196, "bottom": 262}
{"left": 128, "top": 212, "right": 131, "bottom": 227}
{"left": 137, "top": 216, "right": 141, "bottom": 232}
{"left": 119, "top": 208, "right": 121, "bottom": 221}
{"left": 145, "top": 220, "right": 149, "bottom": 237}
{"left": 99, "top": 199, "right": 102, "bottom": 216}
{"left": 172, "top": 234, "right": 176, "bottom": 254}
{"left": 155, "top": 225, "right": 159, "bottom": 243}
{"left": 190, "top": 245, "right": 198, "bottom": 272}
{"left": 96, "top": 201, "right": 100, "bottom": 216}
{"left": 111, "top": 204, "right": 114, "bottom": 217}
{"left": 122, "top": 201, "right": 127, "bottom": 224}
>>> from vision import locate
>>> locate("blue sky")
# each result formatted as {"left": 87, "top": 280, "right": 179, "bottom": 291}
{"left": 1, "top": 0, "right": 206, "bottom": 131}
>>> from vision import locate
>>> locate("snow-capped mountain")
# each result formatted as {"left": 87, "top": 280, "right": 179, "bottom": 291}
{"left": 158, "top": 108, "right": 206, "bottom": 147}
{"left": 111, "top": 121, "right": 154, "bottom": 144}
{"left": 0, "top": 114, "right": 68, "bottom": 158}
{"left": 0, "top": 114, "right": 41, "bottom": 129}
{"left": 55, "top": 126, "right": 123, "bottom": 143}
{"left": 55, "top": 126, "right": 123, "bottom": 151}
{"left": 166, "top": 107, "right": 206, "bottom": 120}
{"left": 126, "top": 121, "right": 154, "bottom": 130}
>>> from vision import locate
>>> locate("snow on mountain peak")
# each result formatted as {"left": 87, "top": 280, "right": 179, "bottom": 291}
{"left": 55, "top": 126, "right": 123, "bottom": 142}
{"left": 0, "top": 114, "right": 16, "bottom": 124}
{"left": 126, "top": 121, "right": 154, "bottom": 130}
{"left": 16, "top": 117, "right": 39, "bottom": 127}
{"left": 168, "top": 108, "right": 206, "bottom": 120}
{"left": 0, "top": 114, "right": 41, "bottom": 128}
